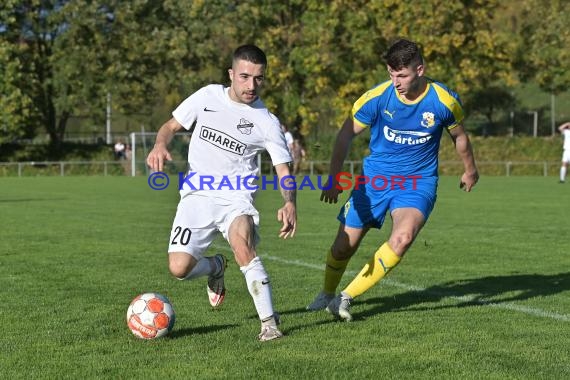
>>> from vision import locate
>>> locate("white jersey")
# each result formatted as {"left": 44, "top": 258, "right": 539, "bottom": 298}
{"left": 563, "top": 129, "right": 570, "bottom": 151}
{"left": 172, "top": 84, "right": 292, "bottom": 200}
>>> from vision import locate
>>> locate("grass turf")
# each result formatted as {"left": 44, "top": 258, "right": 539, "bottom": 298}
{"left": 1, "top": 176, "right": 568, "bottom": 379}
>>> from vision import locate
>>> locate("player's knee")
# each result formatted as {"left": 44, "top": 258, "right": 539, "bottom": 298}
{"left": 169, "top": 263, "right": 188, "bottom": 279}
{"left": 168, "top": 256, "right": 193, "bottom": 279}
{"left": 331, "top": 244, "right": 355, "bottom": 260}
{"left": 389, "top": 231, "right": 415, "bottom": 254}
{"left": 232, "top": 247, "right": 256, "bottom": 267}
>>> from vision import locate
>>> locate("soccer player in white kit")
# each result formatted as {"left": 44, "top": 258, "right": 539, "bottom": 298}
{"left": 559, "top": 122, "right": 570, "bottom": 183}
{"left": 146, "top": 45, "right": 297, "bottom": 341}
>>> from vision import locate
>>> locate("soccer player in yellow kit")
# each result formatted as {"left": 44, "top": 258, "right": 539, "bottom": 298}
{"left": 307, "top": 39, "right": 479, "bottom": 321}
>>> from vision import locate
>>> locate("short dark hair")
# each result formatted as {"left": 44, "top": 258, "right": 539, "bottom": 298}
{"left": 383, "top": 38, "right": 423, "bottom": 70}
{"left": 232, "top": 44, "right": 267, "bottom": 66}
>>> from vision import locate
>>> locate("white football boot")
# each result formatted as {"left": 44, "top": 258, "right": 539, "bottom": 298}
{"left": 326, "top": 292, "right": 353, "bottom": 321}
{"left": 206, "top": 254, "right": 227, "bottom": 307}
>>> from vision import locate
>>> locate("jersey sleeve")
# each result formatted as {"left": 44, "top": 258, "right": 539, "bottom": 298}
{"left": 265, "top": 115, "right": 293, "bottom": 166}
{"left": 172, "top": 86, "right": 209, "bottom": 130}
{"left": 432, "top": 83, "right": 464, "bottom": 130}
{"left": 351, "top": 81, "right": 391, "bottom": 128}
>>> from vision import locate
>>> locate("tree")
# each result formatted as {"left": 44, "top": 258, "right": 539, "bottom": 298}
{"left": 228, "top": 0, "right": 518, "bottom": 137}
{"left": 52, "top": 1, "right": 182, "bottom": 148}
{"left": 0, "top": 38, "right": 36, "bottom": 143}
{"left": 0, "top": 0, "right": 530, "bottom": 149}
{"left": 468, "top": 87, "right": 516, "bottom": 136}
{"left": 1, "top": 1, "right": 65, "bottom": 145}
{"left": 0, "top": 1, "right": 173, "bottom": 150}
{"left": 517, "top": 0, "right": 570, "bottom": 95}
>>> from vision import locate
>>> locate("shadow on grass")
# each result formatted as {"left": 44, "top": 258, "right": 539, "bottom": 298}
{"left": 169, "top": 323, "right": 239, "bottom": 339}
{"left": 243, "top": 307, "right": 342, "bottom": 336}
{"left": 234, "top": 273, "right": 569, "bottom": 334}
{"left": 357, "top": 272, "right": 570, "bottom": 319}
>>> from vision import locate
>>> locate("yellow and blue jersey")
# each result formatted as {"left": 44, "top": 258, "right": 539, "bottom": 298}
{"left": 352, "top": 78, "right": 463, "bottom": 178}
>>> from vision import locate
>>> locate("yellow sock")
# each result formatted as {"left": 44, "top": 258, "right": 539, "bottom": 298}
{"left": 323, "top": 249, "right": 350, "bottom": 294}
{"left": 343, "top": 242, "right": 401, "bottom": 299}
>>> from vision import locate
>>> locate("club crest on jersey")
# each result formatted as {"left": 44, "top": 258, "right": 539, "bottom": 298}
{"left": 237, "top": 118, "right": 254, "bottom": 135}
{"left": 421, "top": 112, "right": 435, "bottom": 128}
{"left": 199, "top": 126, "right": 246, "bottom": 155}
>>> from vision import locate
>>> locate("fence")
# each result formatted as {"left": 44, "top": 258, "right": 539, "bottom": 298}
{"left": 268, "top": 160, "right": 561, "bottom": 177}
{"left": 0, "top": 160, "right": 562, "bottom": 177}
{"left": 0, "top": 161, "right": 128, "bottom": 177}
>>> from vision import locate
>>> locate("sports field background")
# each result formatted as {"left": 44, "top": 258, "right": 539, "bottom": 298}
{"left": 1, "top": 176, "right": 568, "bottom": 379}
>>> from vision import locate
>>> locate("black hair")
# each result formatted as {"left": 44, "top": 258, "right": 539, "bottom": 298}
{"left": 232, "top": 44, "right": 267, "bottom": 66}
{"left": 383, "top": 38, "right": 423, "bottom": 70}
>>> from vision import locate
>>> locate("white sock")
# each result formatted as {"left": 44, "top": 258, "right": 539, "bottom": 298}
{"left": 181, "top": 256, "right": 217, "bottom": 280}
{"left": 240, "top": 257, "right": 275, "bottom": 321}
{"left": 561, "top": 167, "right": 567, "bottom": 181}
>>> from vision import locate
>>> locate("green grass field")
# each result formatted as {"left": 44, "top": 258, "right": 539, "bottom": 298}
{"left": 1, "top": 176, "right": 569, "bottom": 379}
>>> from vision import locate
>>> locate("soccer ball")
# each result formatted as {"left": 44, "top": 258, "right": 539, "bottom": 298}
{"left": 126, "top": 293, "right": 175, "bottom": 339}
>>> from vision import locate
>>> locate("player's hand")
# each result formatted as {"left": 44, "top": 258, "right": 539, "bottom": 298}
{"left": 146, "top": 145, "right": 172, "bottom": 172}
{"left": 277, "top": 201, "right": 297, "bottom": 239}
{"left": 459, "top": 171, "right": 479, "bottom": 192}
{"left": 320, "top": 178, "right": 343, "bottom": 203}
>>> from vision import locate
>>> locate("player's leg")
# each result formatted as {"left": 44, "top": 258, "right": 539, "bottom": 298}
{"left": 329, "top": 208, "right": 425, "bottom": 321}
{"left": 168, "top": 237, "right": 223, "bottom": 282}
{"left": 293, "top": 155, "right": 301, "bottom": 175}
{"left": 347, "top": 207, "right": 424, "bottom": 287}
{"left": 560, "top": 156, "right": 568, "bottom": 183}
{"left": 306, "top": 223, "right": 368, "bottom": 311}
{"left": 353, "top": 206, "right": 425, "bottom": 293}
{"left": 167, "top": 197, "right": 227, "bottom": 307}
{"left": 329, "top": 180, "right": 436, "bottom": 321}
{"left": 307, "top": 194, "right": 370, "bottom": 311}
{"left": 167, "top": 245, "right": 225, "bottom": 280}
{"left": 168, "top": 249, "right": 224, "bottom": 287}
{"left": 227, "top": 214, "right": 282, "bottom": 341}
{"left": 387, "top": 207, "right": 426, "bottom": 255}
{"left": 168, "top": 251, "right": 227, "bottom": 308}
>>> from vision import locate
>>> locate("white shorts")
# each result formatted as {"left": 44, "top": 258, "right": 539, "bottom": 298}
{"left": 168, "top": 194, "right": 260, "bottom": 259}
{"left": 562, "top": 149, "right": 570, "bottom": 163}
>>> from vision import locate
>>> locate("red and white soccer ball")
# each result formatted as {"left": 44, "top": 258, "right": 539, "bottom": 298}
{"left": 126, "top": 293, "right": 175, "bottom": 339}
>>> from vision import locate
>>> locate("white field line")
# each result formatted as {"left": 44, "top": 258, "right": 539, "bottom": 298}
{"left": 212, "top": 244, "right": 569, "bottom": 322}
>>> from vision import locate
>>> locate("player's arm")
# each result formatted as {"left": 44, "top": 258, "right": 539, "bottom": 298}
{"left": 146, "top": 118, "right": 184, "bottom": 171}
{"left": 558, "top": 122, "right": 570, "bottom": 132}
{"left": 448, "top": 124, "right": 479, "bottom": 192}
{"left": 274, "top": 163, "right": 297, "bottom": 239}
{"left": 321, "top": 117, "right": 366, "bottom": 203}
